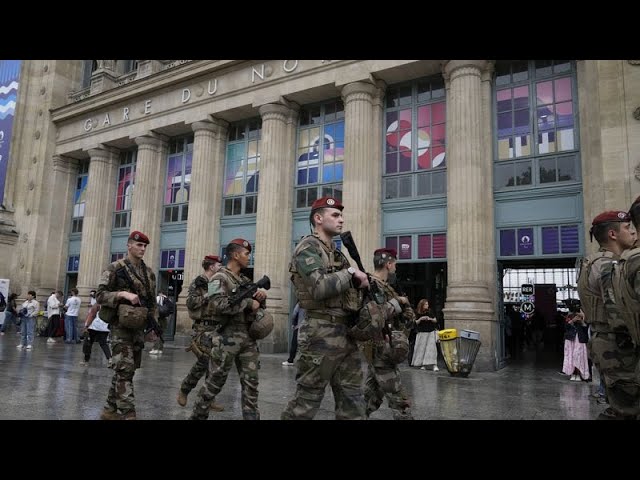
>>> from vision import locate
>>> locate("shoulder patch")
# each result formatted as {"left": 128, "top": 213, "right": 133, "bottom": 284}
{"left": 305, "top": 257, "right": 316, "bottom": 265}
{"left": 208, "top": 279, "right": 223, "bottom": 297}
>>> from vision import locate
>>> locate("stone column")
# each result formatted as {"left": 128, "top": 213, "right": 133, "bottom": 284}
{"left": 341, "top": 81, "right": 381, "bottom": 272}
{"left": 76, "top": 147, "right": 120, "bottom": 301}
{"left": 130, "top": 134, "right": 168, "bottom": 274}
{"left": 35, "top": 155, "right": 79, "bottom": 296}
{"left": 442, "top": 60, "right": 496, "bottom": 371}
{"left": 179, "top": 118, "right": 228, "bottom": 335}
{"left": 254, "top": 102, "right": 299, "bottom": 353}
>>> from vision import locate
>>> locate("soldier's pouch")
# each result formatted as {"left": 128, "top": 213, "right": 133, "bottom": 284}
{"left": 117, "top": 305, "right": 148, "bottom": 330}
{"left": 341, "top": 288, "right": 362, "bottom": 313}
{"left": 100, "top": 305, "right": 117, "bottom": 324}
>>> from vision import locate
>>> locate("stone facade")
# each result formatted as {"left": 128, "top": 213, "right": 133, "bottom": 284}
{"left": 2, "top": 59, "right": 639, "bottom": 368}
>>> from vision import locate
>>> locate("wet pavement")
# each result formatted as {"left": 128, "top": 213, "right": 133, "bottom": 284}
{"left": 0, "top": 333, "right": 605, "bottom": 420}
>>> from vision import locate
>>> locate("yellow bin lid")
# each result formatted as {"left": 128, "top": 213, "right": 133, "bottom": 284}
{"left": 438, "top": 328, "right": 458, "bottom": 340}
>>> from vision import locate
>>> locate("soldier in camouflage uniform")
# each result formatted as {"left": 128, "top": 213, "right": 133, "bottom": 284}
{"left": 362, "top": 248, "right": 416, "bottom": 420}
{"left": 281, "top": 196, "right": 370, "bottom": 420}
{"left": 190, "top": 239, "right": 268, "bottom": 420}
{"left": 97, "top": 231, "right": 157, "bottom": 420}
{"left": 576, "top": 211, "right": 637, "bottom": 419}
{"left": 176, "top": 254, "right": 224, "bottom": 412}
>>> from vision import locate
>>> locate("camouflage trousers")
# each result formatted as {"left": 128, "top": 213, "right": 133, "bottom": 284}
{"left": 590, "top": 333, "right": 640, "bottom": 418}
{"left": 180, "top": 329, "right": 215, "bottom": 395}
{"left": 365, "top": 346, "right": 413, "bottom": 420}
{"left": 281, "top": 316, "right": 365, "bottom": 420}
{"left": 190, "top": 326, "right": 260, "bottom": 420}
{"left": 104, "top": 327, "right": 144, "bottom": 415}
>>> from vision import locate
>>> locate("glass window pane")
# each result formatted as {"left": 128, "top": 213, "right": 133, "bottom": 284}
{"left": 399, "top": 176, "right": 412, "bottom": 197}
{"left": 539, "top": 158, "right": 557, "bottom": 183}
{"left": 557, "top": 156, "right": 576, "bottom": 181}
{"left": 398, "top": 153, "right": 412, "bottom": 172}
{"left": 497, "top": 137, "right": 513, "bottom": 160}
{"left": 495, "top": 162, "right": 515, "bottom": 188}
{"left": 386, "top": 236, "right": 398, "bottom": 254}
{"left": 512, "top": 61, "right": 528, "bottom": 82}
{"left": 385, "top": 178, "right": 398, "bottom": 199}
{"left": 515, "top": 161, "right": 532, "bottom": 185}
{"left": 554, "top": 77, "right": 572, "bottom": 102}
{"left": 557, "top": 128, "right": 575, "bottom": 151}
{"left": 433, "top": 234, "right": 446, "bottom": 258}
{"left": 417, "top": 172, "right": 430, "bottom": 196}
{"left": 418, "top": 234, "right": 431, "bottom": 258}
{"left": 535, "top": 60, "right": 553, "bottom": 77}
{"left": 399, "top": 236, "right": 412, "bottom": 259}
{"left": 432, "top": 102, "right": 446, "bottom": 124}
{"left": 432, "top": 170, "right": 446, "bottom": 194}
{"left": 398, "top": 86, "right": 412, "bottom": 106}
{"left": 517, "top": 228, "right": 534, "bottom": 255}
{"left": 542, "top": 226, "right": 559, "bottom": 254}
{"left": 561, "top": 225, "right": 579, "bottom": 253}
{"left": 500, "top": 230, "right": 516, "bottom": 256}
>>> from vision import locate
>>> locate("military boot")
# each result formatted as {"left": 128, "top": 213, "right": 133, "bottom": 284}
{"left": 210, "top": 403, "right": 224, "bottom": 412}
{"left": 100, "top": 408, "right": 121, "bottom": 421}
{"left": 177, "top": 390, "right": 188, "bottom": 407}
{"left": 121, "top": 410, "right": 137, "bottom": 420}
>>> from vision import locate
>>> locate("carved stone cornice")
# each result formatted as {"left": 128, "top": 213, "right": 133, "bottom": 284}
{"left": 259, "top": 103, "right": 295, "bottom": 123}
{"left": 86, "top": 145, "right": 119, "bottom": 163}
{"left": 52, "top": 155, "right": 80, "bottom": 174}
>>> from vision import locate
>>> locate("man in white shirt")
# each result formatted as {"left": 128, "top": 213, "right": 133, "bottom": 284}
{"left": 64, "top": 288, "right": 81, "bottom": 344}
{"left": 17, "top": 290, "right": 39, "bottom": 350}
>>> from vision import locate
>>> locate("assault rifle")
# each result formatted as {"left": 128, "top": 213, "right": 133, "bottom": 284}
{"left": 339, "top": 231, "right": 384, "bottom": 305}
{"left": 145, "top": 308, "right": 165, "bottom": 343}
{"left": 340, "top": 231, "right": 394, "bottom": 342}
{"left": 229, "top": 275, "right": 271, "bottom": 307}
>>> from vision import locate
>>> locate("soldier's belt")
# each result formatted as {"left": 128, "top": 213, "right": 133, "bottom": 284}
{"left": 197, "top": 320, "right": 218, "bottom": 326}
{"left": 306, "top": 312, "right": 351, "bottom": 324}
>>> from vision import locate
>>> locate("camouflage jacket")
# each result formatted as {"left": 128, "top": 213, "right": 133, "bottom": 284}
{"left": 186, "top": 273, "right": 213, "bottom": 321}
{"left": 97, "top": 258, "right": 157, "bottom": 317}
{"left": 612, "top": 245, "right": 640, "bottom": 343}
{"left": 290, "top": 234, "right": 360, "bottom": 316}
{"left": 208, "top": 267, "right": 254, "bottom": 325}
{"left": 371, "top": 276, "right": 416, "bottom": 332}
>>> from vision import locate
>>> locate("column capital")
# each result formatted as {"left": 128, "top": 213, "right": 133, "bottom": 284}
{"left": 52, "top": 154, "right": 79, "bottom": 173}
{"left": 85, "top": 145, "right": 119, "bottom": 162}
{"left": 191, "top": 117, "right": 229, "bottom": 134}
{"left": 442, "top": 60, "right": 491, "bottom": 82}
{"left": 134, "top": 133, "right": 168, "bottom": 149}
{"left": 259, "top": 102, "right": 298, "bottom": 123}
{"left": 340, "top": 81, "right": 377, "bottom": 104}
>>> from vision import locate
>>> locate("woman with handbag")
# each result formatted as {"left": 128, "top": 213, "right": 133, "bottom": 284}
{"left": 411, "top": 298, "right": 440, "bottom": 371}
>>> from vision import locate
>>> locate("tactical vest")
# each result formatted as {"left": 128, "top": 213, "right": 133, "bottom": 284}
{"left": 576, "top": 250, "right": 616, "bottom": 329}
{"left": 211, "top": 268, "right": 250, "bottom": 326}
{"left": 612, "top": 247, "right": 640, "bottom": 344}
{"left": 99, "top": 259, "right": 127, "bottom": 324}
{"left": 289, "top": 234, "right": 360, "bottom": 311}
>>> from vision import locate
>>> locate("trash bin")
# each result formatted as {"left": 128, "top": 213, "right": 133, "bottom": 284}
{"left": 438, "top": 328, "right": 482, "bottom": 377}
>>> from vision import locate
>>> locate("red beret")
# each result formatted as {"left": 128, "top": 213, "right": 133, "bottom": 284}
{"left": 204, "top": 255, "right": 221, "bottom": 263}
{"left": 591, "top": 210, "right": 631, "bottom": 226}
{"left": 374, "top": 248, "right": 397, "bottom": 259}
{"left": 128, "top": 231, "right": 150, "bottom": 244}
{"left": 311, "top": 196, "right": 344, "bottom": 212}
{"left": 229, "top": 238, "right": 252, "bottom": 252}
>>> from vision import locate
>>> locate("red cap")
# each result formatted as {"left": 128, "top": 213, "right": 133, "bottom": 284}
{"left": 374, "top": 248, "right": 397, "bottom": 259}
{"left": 591, "top": 211, "right": 631, "bottom": 226}
{"left": 128, "top": 231, "right": 150, "bottom": 244}
{"left": 204, "top": 255, "right": 221, "bottom": 263}
{"left": 311, "top": 196, "right": 343, "bottom": 212}
{"left": 229, "top": 238, "right": 252, "bottom": 252}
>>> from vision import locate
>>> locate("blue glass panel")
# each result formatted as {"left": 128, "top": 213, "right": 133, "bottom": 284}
{"left": 334, "top": 163, "right": 343, "bottom": 182}
{"left": 323, "top": 164, "right": 334, "bottom": 183}
{"left": 178, "top": 249, "right": 185, "bottom": 268}
{"left": 297, "top": 169, "right": 307, "bottom": 185}
{"left": 161, "top": 251, "right": 168, "bottom": 269}
{"left": 542, "top": 227, "right": 559, "bottom": 254}
{"left": 334, "top": 121, "right": 345, "bottom": 142}
{"left": 167, "top": 250, "right": 176, "bottom": 268}
{"left": 517, "top": 228, "right": 534, "bottom": 255}
{"left": 561, "top": 225, "right": 579, "bottom": 253}
{"left": 500, "top": 229, "right": 516, "bottom": 256}
{"left": 308, "top": 167, "right": 318, "bottom": 184}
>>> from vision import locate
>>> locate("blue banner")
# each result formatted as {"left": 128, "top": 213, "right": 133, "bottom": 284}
{"left": 0, "top": 60, "right": 21, "bottom": 205}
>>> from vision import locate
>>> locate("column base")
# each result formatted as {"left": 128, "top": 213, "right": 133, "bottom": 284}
{"left": 443, "top": 283, "right": 497, "bottom": 372}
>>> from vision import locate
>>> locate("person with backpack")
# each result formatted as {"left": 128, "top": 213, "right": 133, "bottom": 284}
{"left": 577, "top": 210, "right": 637, "bottom": 420}
{"left": 150, "top": 291, "right": 174, "bottom": 355}
{"left": 0, "top": 293, "right": 19, "bottom": 335}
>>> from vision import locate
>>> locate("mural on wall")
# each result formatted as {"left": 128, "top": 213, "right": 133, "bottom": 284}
{"left": 0, "top": 60, "right": 21, "bottom": 205}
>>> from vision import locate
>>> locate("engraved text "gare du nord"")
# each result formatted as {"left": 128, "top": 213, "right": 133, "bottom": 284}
{"left": 83, "top": 60, "right": 307, "bottom": 132}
